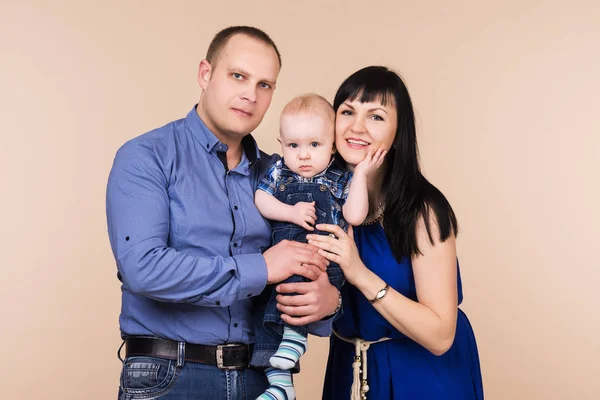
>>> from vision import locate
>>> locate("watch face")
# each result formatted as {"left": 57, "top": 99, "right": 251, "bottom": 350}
{"left": 376, "top": 286, "right": 388, "bottom": 300}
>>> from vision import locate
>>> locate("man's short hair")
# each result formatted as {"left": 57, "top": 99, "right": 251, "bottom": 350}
{"left": 206, "top": 26, "right": 282, "bottom": 68}
{"left": 281, "top": 93, "right": 335, "bottom": 124}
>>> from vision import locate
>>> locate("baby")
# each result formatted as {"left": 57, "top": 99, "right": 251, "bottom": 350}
{"left": 251, "top": 93, "right": 385, "bottom": 400}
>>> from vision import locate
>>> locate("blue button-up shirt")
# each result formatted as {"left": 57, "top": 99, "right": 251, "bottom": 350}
{"left": 106, "top": 106, "right": 333, "bottom": 345}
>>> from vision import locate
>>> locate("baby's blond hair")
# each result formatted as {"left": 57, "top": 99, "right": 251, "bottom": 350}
{"left": 280, "top": 93, "right": 334, "bottom": 124}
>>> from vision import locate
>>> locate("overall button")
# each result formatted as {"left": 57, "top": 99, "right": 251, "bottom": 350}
{"left": 279, "top": 184, "right": 286, "bottom": 191}
{"left": 319, "top": 184, "right": 328, "bottom": 192}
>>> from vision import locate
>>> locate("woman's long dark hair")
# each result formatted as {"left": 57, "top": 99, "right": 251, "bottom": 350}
{"left": 333, "top": 66, "right": 458, "bottom": 260}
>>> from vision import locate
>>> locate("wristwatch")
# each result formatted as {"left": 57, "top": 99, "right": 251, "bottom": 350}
{"left": 369, "top": 283, "right": 390, "bottom": 304}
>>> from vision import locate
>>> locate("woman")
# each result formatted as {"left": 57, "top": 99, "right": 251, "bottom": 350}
{"left": 306, "top": 66, "right": 484, "bottom": 399}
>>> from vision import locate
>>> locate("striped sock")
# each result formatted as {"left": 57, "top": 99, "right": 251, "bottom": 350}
{"left": 269, "top": 326, "right": 307, "bottom": 370}
{"left": 257, "top": 368, "right": 295, "bottom": 400}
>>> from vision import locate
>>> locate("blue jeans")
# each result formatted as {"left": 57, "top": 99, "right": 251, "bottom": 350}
{"left": 118, "top": 355, "right": 268, "bottom": 399}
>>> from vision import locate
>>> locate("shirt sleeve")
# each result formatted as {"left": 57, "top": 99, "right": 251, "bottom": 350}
{"left": 341, "top": 171, "right": 353, "bottom": 205}
{"left": 256, "top": 159, "right": 281, "bottom": 195}
{"left": 106, "top": 140, "right": 267, "bottom": 306}
{"left": 306, "top": 311, "right": 342, "bottom": 337}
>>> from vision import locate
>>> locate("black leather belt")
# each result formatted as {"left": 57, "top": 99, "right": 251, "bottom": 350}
{"left": 125, "top": 337, "right": 251, "bottom": 370}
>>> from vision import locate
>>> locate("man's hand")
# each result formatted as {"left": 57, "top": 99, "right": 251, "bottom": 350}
{"left": 276, "top": 273, "right": 340, "bottom": 325}
{"left": 292, "top": 201, "right": 317, "bottom": 230}
{"left": 263, "top": 240, "right": 329, "bottom": 284}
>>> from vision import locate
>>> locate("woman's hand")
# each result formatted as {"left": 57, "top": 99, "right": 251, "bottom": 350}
{"left": 306, "top": 224, "right": 367, "bottom": 285}
{"left": 353, "top": 147, "right": 387, "bottom": 177}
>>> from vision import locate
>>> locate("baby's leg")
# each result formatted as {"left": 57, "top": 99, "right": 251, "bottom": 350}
{"left": 257, "top": 367, "right": 295, "bottom": 400}
{"left": 269, "top": 326, "right": 308, "bottom": 370}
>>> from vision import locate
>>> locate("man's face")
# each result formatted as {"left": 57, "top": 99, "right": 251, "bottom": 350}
{"left": 197, "top": 34, "right": 280, "bottom": 143}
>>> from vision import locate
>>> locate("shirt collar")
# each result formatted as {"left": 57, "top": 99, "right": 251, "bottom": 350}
{"left": 185, "top": 105, "right": 261, "bottom": 167}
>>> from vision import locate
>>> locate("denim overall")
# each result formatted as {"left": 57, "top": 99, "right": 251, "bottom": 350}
{"left": 250, "top": 164, "right": 348, "bottom": 368}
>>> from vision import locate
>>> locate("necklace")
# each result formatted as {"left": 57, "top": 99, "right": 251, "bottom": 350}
{"left": 361, "top": 201, "right": 385, "bottom": 226}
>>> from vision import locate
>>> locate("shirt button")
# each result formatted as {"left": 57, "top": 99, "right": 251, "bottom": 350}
{"left": 247, "top": 293, "right": 252, "bottom": 297}
{"left": 233, "top": 243, "right": 238, "bottom": 247}
{"left": 216, "top": 301, "right": 221, "bottom": 306}
{"left": 234, "top": 323, "right": 239, "bottom": 327}
{"left": 233, "top": 206, "right": 238, "bottom": 210}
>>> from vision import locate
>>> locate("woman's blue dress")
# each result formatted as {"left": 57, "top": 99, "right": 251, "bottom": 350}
{"left": 322, "top": 223, "right": 484, "bottom": 399}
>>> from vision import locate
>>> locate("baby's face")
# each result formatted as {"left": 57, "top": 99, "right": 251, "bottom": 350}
{"left": 279, "top": 113, "right": 335, "bottom": 178}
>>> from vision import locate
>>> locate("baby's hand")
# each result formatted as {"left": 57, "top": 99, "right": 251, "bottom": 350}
{"left": 354, "top": 147, "right": 387, "bottom": 177}
{"left": 292, "top": 201, "right": 317, "bottom": 231}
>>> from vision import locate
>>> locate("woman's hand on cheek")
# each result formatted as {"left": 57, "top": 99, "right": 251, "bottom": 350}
{"left": 353, "top": 147, "right": 387, "bottom": 178}
{"left": 306, "top": 224, "right": 366, "bottom": 285}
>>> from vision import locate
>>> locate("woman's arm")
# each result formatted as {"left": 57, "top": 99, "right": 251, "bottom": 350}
{"left": 307, "top": 216, "right": 458, "bottom": 356}
{"left": 342, "top": 172, "right": 369, "bottom": 225}
{"left": 343, "top": 148, "right": 386, "bottom": 225}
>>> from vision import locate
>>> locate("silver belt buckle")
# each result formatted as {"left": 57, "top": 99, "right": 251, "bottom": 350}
{"left": 216, "top": 343, "right": 245, "bottom": 370}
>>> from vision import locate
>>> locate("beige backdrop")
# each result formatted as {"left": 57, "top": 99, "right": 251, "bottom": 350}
{"left": 1, "top": 0, "right": 599, "bottom": 399}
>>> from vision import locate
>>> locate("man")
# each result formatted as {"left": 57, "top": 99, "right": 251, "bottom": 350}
{"left": 106, "top": 26, "right": 341, "bottom": 399}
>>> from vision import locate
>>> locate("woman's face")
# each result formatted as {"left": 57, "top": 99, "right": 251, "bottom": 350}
{"left": 335, "top": 97, "right": 398, "bottom": 169}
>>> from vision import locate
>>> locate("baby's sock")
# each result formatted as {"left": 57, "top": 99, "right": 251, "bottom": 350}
{"left": 269, "top": 326, "right": 307, "bottom": 370}
{"left": 256, "top": 367, "right": 295, "bottom": 400}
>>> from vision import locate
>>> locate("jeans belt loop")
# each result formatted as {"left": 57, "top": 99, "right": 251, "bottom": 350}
{"left": 177, "top": 341, "right": 185, "bottom": 367}
{"left": 117, "top": 340, "right": 126, "bottom": 363}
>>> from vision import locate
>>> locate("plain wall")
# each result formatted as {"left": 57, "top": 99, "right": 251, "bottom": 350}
{"left": 1, "top": 0, "right": 598, "bottom": 398}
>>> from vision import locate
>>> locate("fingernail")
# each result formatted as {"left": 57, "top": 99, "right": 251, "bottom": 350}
{"left": 276, "top": 285, "right": 280, "bottom": 291}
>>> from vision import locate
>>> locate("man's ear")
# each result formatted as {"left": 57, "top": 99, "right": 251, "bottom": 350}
{"left": 197, "top": 59, "right": 212, "bottom": 91}
{"left": 332, "top": 143, "right": 337, "bottom": 155}
{"left": 277, "top": 136, "right": 282, "bottom": 144}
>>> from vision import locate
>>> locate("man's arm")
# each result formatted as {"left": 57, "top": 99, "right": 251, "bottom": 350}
{"left": 106, "top": 141, "right": 267, "bottom": 306}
